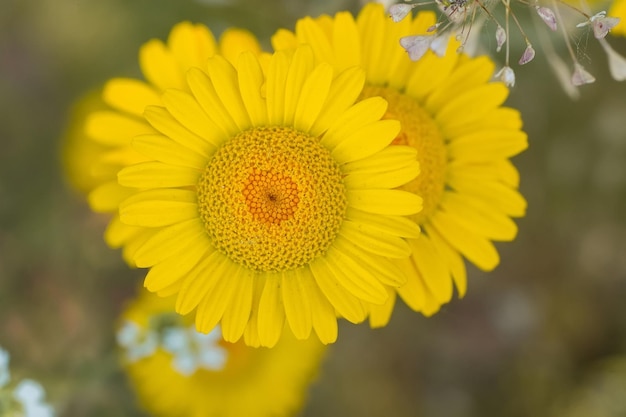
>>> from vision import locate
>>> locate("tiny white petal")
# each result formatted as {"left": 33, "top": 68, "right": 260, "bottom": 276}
{"left": 14, "top": 379, "right": 46, "bottom": 404}
{"left": 495, "top": 66, "right": 516, "bottom": 87}
{"left": 116, "top": 321, "right": 140, "bottom": 348}
{"left": 400, "top": 35, "right": 433, "bottom": 61}
{"left": 546, "top": 53, "right": 580, "bottom": 99}
{"left": 389, "top": 4, "right": 415, "bottom": 22}
{"left": 536, "top": 6, "right": 557, "bottom": 31}
{"left": 519, "top": 44, "right": 536, "bottom": 65}
{"left": 496, "top": 25, "right": 506, "bottom": 52}
{"left": 172, "top": 354, "right": 197, "bottom": 376}
{"left": 162, "top": 328, "right": 189, "bottom": 353}
{"left": 430, "top": 34, "right": 450, "bottom": 57}
{"left": 571, "top": 63, "right": 596, "bottom": 86}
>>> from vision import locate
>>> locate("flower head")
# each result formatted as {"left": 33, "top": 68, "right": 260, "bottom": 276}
{"left": 118, "top": 290, "right": 326, "bottom": 417}
{"left": 272, "top": 3, "right": 527, "bottom": 325}
{"left": 83, "top": 23, "right": 422, "bottom": 347}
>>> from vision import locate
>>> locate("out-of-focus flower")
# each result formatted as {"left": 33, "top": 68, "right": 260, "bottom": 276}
{"left": 0, "top": 347, "right": 55, "bottom": 417}
{"left": 118, "top": 290, "right": 327, "bottom": 417}
{"left": 272, "top": 3, "right": 527, "bottom": 325}
{"left": 76, "top": 21, "right": 422, "bottom": 346}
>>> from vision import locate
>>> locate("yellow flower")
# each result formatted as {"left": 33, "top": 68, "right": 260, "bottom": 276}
{"left": 118, "top": 289, "right": 326, "bottom": 417}
{"left": 609, "top": 0, "right": 626, "bottom": 36}
{"left": 76, "top": 22, "right": 262, "bottom": 264}
{"left": 89, "top": 24, "right": 423, "bottom": 346}
{"left": 272, "top": 3, "right": 528, "bottom": 325}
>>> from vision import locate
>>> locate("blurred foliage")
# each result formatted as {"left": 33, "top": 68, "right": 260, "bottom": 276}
{"left": 1, "top": 0, "right": 626, "bottom": 416}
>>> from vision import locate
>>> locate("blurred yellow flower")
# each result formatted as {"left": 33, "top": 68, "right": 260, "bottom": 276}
{"left": 272, "top": 3, "right": 528, "bottom": 325}
{"left": 118, "top": 290, "right": 326, "bottom": 417}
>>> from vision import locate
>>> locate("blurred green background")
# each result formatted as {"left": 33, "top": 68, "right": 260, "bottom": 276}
{"left": 1, "top": 0, "right": 626, "bottom": 416}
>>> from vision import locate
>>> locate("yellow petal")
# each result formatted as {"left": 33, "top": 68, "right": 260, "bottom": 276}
{"left": 158, "top": 90, "right": 225, "bottom": 150}
{"left": 119, "top": 189, "right": 197, "bottom": 227}
{"left": 175, "top": 250, "right": 224, "bottom": 315}
{"left": 339, "top": 220, "right": 411, "bottom": 259}
{"left": 430, "top": 210, "right": 500, "bottom": 271}
{"left": 88, "top": 181, "right": 134, "bottom": 213}
{"left": 294, "top": 63, "right": 333, "bottom": 133}
{"left": 132, "top": 218, "right": 207, "bottom": 267}
{"left": 282, "top": 268, "right": 313, "bottom": 340}
{"left": 425, "top": 224, "right": 467, "bottom": 298}
{"left": 257, "top": 274, "right": 285, "bottom": 348}
{"left": 86, "top": 111, "right": 153, "bottom": 146}
{"left": 409, "top": 236, "right": 454, "bottom": 304}
{"left": 283, "top": 46, "right": 315, "bottom": 125}
{"left": 310, "top": 67, "right": 365, "bottom": 137}
{"left": 302, "top": 267, "right": 338, "bottom": 344}
{"left": 347, "top": 189, "right": 423, "bottom": 216}
{"left": 195, "top": 258, "right": 239, "bottom": 333}
{"left": 368, "top": 287, "right": 396, "bottom": 328}
{"left": 139, "top": 39, "right": 184, "bottom": 91}
{"left": 206, "top": 55, "right": 251, "bottom": 131}
{"left": 332, "top": 11, "right": 361, "bottom": 72}
{"left": 343, "top": 161, "right": 419, "bottom": 189}
{"left": 103, "top": 78, "right": 160, "bottom": 116}
{"left": 346, "top": 207, "right": 421, "bottom": 238}
{"left": 265, "top": 51, "right": 290, "bottom": 125}
{"left": 237, "top": 52, "right": 268, "bottom": 126}
{"left": 309, "top": 257, "right": 366, "bottom": 324}
{"left": 118, "top": 161, "right": 200, "bottom": 189}
{"left": 221, "top": 266, "right": 254, "bottom": 343}
{"left": 143, "top": 242, "right": 209, "bottom": 292}
{"left": 132, "top": 134, "right": 207, "bottom": 169}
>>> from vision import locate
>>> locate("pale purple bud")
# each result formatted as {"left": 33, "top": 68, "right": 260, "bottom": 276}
{"left": 518, "top": 44, "right": 536, "bottom": 65}
{"left": 495, "top": 66, "right": 516, "bottom": 87}
{"left": 598, "top": 38, "right": 626, "bottom": 81}
{"left": 389, "top": 4, "right": 415, "bottom": 22}
{"left": 427, "top": 23, "right": 441, "bottom": 32}
{"left": 535, "top": 6, "right": 557, "bottom": 31}
{"left": 430, "top": 34, "right": 450, "bottom": 57}
{"left": 592, "top": 16, "right": 620, "bottom": 39}
{"left": 400, "top": 35, "right": 434, "bottom": 61}
{"left": 495, "top": 25, "right": 506, "bottom": 52}
{"left": 571, "top": 63, "right": 596, "bottom": 86}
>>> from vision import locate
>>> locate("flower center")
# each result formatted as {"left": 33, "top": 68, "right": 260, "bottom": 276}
{"left": 361, "top": 86, "right": 447, "bottom": 224}
{"left": 197, "top": 126, "right": 347, "bottom": 272}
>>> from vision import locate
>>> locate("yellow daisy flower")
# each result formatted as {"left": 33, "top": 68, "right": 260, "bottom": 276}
{"left": 609, "top": 0, "right": 626, "bottom": 36}
{"left": 272, "top": 3, "right": 528, "bottom": 325}
{"left": 77, "top": 22, "right": 262, "bottom": 265}
{"left": 89, "top": 26, "right": 423, "bottom": 345}
{"left": 118, "top": 289, "right": 326, "bottom": 417}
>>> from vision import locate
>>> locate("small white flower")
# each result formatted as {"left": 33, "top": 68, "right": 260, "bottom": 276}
{"left": 389, "top": 3, "right": 415, "bottom": 22}
{"left": 116, "top": 321, "right": 158, "bottom": 362}
{"left": 518, "top": 44, "right": 536, "bottom": 65}
{"left": 535, "top": 6, "right": 557, "bottom": 31}
{"left": 495, "top": 25, "right": 506, "bottom": 53}
{"left": 0, "top": 347, "right": 10, "bottom": 387}
{"left": 13, "top": 379, "right": 54, "bottom": 417}
{"left": 571, "top": 63, "right": 596, "bottom": 86}
{"left": 400, "top": 35, "right": 434, "bottom": 61}
{"left": 577, "top": 11, "right": 620, "bottom": 39}
{"left": 495, "top": 66, "right": 516, "bottom": 87}
{"left": 430, "top": 34, "right": 451, "bottom": 57}
{"left": 163, "top": 326, "right": 227, "bottom": 376}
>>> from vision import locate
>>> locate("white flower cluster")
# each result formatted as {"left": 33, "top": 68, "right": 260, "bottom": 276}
{"left": 116, "top": 318, "right": 227, "bottom": 376}
{"left": 0, "top": 347, "right": 55, "bottom": 417}
{"left": 389, "top": 0, "right": 626, "bottom": 95}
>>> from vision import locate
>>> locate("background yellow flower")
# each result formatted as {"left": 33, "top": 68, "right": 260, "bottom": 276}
{"left": 118, "top": 289, "right": 326, "bottom": 417}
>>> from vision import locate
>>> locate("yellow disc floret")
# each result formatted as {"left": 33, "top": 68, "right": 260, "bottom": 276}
{"left": 362, "top": 86, "right": 447, "bottom": 224}
{"left": 197, "top": 126, "right": 347, "bottom": 272}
